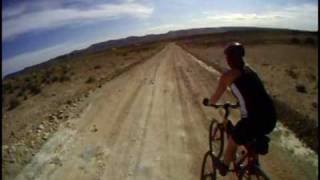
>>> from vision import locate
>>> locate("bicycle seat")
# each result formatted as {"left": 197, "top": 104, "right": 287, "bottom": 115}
{"left": 246, "top": 135, "right": 270, "bottom": 155}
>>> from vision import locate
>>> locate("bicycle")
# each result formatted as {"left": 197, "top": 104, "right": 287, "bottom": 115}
{"left": 200, "top": 101, "right": 271, "bottom": 180}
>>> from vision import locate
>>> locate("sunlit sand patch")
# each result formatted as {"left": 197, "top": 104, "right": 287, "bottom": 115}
{"left": 273, "top": 122, "right": 318, "bottom": 167}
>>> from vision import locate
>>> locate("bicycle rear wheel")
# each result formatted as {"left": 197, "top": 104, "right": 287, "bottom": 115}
{"left": 200, "top": 151, "right": 217, "bottom": 180}
{"left": 209, "top": 120, "right": 224, "bottom": 158}
{"left": 239, "top": 165, "right": 270, "bottom": 180}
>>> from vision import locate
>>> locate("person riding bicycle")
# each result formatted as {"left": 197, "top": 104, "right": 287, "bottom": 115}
{"left": 203, "top": 42, "right": 277, "bottom": 176}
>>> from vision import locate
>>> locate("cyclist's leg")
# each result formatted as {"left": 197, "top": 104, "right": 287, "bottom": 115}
{"left": 215, "top": 119, "right": 255, "bottom": 176}
{"left": 227, "top": 119, "right": 255, "bottom": 162}
{"left": 223, "top": 135, "right": 238, "bottom": 167}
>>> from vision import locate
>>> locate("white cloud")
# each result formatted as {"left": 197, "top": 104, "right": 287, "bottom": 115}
{"left": 141, "top": 3, "right": 317, "bottom": 38}
{"left": 144, "top": 3, "right": 317, "bottom": 34}
{"left": 192, "top": 3, "right": 318, "bottom": 31}
{"left": 2, "top": 2, "right": 153, "bottom": 41}
{"left": 2, "top": 4, "right": 27, "bottom": 18}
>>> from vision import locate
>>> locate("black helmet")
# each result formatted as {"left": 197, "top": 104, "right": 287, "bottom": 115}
{"left": 224, "top": 42, "right": 245, "bottom": 57}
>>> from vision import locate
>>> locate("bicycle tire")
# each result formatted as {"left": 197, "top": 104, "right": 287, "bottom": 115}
{"left": 200, "top": 151, "right": 217, "bottom": 180}
{"left": 209, "top": 120, "right": 224, "bottom": 158}
{"left": 238, "top": 165, "right": 270, "bottom": 180}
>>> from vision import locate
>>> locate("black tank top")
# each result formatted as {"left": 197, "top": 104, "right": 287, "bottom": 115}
{"left": 230, "top": 66, "right": 276, "bottom": 120}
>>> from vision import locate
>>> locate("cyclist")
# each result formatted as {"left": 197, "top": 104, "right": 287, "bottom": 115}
{"left": 203, "top": 42, "right": 277, "bottom": 176}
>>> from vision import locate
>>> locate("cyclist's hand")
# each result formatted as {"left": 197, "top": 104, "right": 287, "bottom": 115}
{"left": 203, "top": 98, "right": 210, "bottom": 106}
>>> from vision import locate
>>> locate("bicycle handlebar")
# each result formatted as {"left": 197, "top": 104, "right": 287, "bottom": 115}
{"left": 203, "top": 98, "right": 239, "bottom": 119}
{"left": 211, "top": 103, "right": 239, "bottom": 109}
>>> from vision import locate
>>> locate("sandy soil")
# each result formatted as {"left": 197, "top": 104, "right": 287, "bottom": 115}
{"left": 11, "top": 44, "right": 317, "bottom": 180}
{"left": 2, "top": 43, "right": 164, "bottom": 179}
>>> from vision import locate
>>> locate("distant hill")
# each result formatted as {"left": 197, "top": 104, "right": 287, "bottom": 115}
{"left": 83, "top": 27, "right": 307, "bottom": 54}
{"left": 4, "top": 26, "right": 316, "bottom": 79}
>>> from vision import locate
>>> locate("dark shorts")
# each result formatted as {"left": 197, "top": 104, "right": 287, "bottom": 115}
{"left": 231, "top": 117, "right": 276, "bottom": 145}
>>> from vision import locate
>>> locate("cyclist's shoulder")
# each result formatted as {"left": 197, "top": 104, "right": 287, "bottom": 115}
{"left": 222, "top": 68, "right": 242, "bottom": 79}
{"left": 222, "top": 67, "right": 242, "bottom": 75}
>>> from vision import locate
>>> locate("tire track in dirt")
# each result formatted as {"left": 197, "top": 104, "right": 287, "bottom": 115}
{"left": 100, "top": 47, "right": 169, "bottom": 180}
{"left": 106, "top": 79, "right": 145, "bottom": 147}
{"left": 173, "top": 52, "right": 207, "bottom": 178}
{"left": 125, "top": 54, "right": 162, "bottom": 179}
{"left": 129, "top": 46, "right": 174, "bottom": 180}
{"left": 14, "top": 43, "right": 317, "bottom": 180}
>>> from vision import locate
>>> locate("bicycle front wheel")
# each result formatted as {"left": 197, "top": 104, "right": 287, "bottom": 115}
{"left": 209, "top": 120, "right": 224, "bottom": 158}
{"left": 200, "top": 151, "right": 217, "bottom": 180}
{"left": 239, "top": 165, "right": 270, "bottom": 180}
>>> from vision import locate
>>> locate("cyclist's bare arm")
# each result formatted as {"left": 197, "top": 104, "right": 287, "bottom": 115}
{"left": 209, "top": 69, "right": 241, "bottom": 105}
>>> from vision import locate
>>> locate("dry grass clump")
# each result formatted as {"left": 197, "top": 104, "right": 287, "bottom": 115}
{"left": 285, "top": 69, "right": 299, "bottom": 79}
{"left": 94, "top": 65, "right": 102, "bottom": 69}
{"left": 3, "top": 82, "right": 15, "bottom": 94}
{"left": 8, "top": 98, "right": 21, "bottom": 110}
{"left": 27, "top": 81, "right": 42, "bottom": 95}
{"left": 304, "top": 37, "right": 316, "bottom": 45}
{"left": 86, "top": 76, "right": 96, "bottom": 83}
{"left": 290, "top": 37, "right": 301, "bottom": 44}
{"left": 295, "top": 84, "right": 307, "bottom": 93}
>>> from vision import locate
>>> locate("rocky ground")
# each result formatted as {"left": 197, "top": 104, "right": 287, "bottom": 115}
{"left": 2, "top": 42, "right": 165, "bottom": 179}
{"left": 8, "top": 43, "right": 318, "bottom": 180}
{"left": 2, "top": 31, "right": 318, "bottom": 179}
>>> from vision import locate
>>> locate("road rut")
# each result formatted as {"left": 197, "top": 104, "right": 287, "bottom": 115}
{"left": 15, "top": 43, "right": 317, "bottom": 180}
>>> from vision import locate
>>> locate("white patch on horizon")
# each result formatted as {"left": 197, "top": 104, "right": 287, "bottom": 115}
{"left": 144, "top": 3, "right": 317, "bottom": 35}
{"left": 192, "top": 3, "right": 318, "bottom": 31}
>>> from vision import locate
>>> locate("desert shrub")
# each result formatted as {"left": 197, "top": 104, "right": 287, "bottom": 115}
{"left": 17, "top": 89, "right": 26, "bottom": 97}
{"left": 290, "top": 37, "right": 300, "bottom": 44}
{"left": 296, "top": 84, "right": 307, "bottom": 93}
{"left": 3, "top": 83, "right": 14, "bottom": 94}
{"left": 86, "top": 76, "right": 96, "bottom": 83}
{"left": 24, "top": 76, "right": 32, "bottom": 82}
{"left": 286, "top": 69, "right": 298, "bottom": 79}
{"left": 8, "top": 98, "right": 21, "bottom": 110}
{"left": 30, "top": 86, "right": 41, "bottom": 95}
{"left": 44, "top": 68, "right": 52, "bottom": 76}
{"left": 61, "top": 65, "right": 70, "bottom": 74}
{"left": 304, "top": 37, "right": 316, "bottom": 45}
{"left": 51, "top": 75, "right": 59, "bottom": 82}
{"left": 307, "top": 73, "right": 316, "bottom": 81}
{"left": 94, "top": 65, "right": 102, "bottom": 69}
{"left": 59, "top": 74, "right": 71, "bottom": 82}
{"left": 27, "top": 82, "right": 41, "bottom": 95}
{"left": 312, "top": 102, "right": 317, "bottom": 109}
{"left": 31, "top": 73, "right": 39, "bottom": 81}
{"left": 205, "top": 41, "right": 215, "bottom": 47}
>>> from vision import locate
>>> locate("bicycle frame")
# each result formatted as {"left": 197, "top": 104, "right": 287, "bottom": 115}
{"left": 210, "top": 102, "right": 267, "bottom": 178}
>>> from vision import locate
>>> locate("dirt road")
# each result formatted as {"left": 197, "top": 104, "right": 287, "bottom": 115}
{"left": 15, "top": 44, "right": 317, "bottom": 180}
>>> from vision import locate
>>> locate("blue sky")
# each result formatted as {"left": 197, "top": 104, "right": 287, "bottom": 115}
{"left": 2, "top": 0, "right": 318, "bottom": 77}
